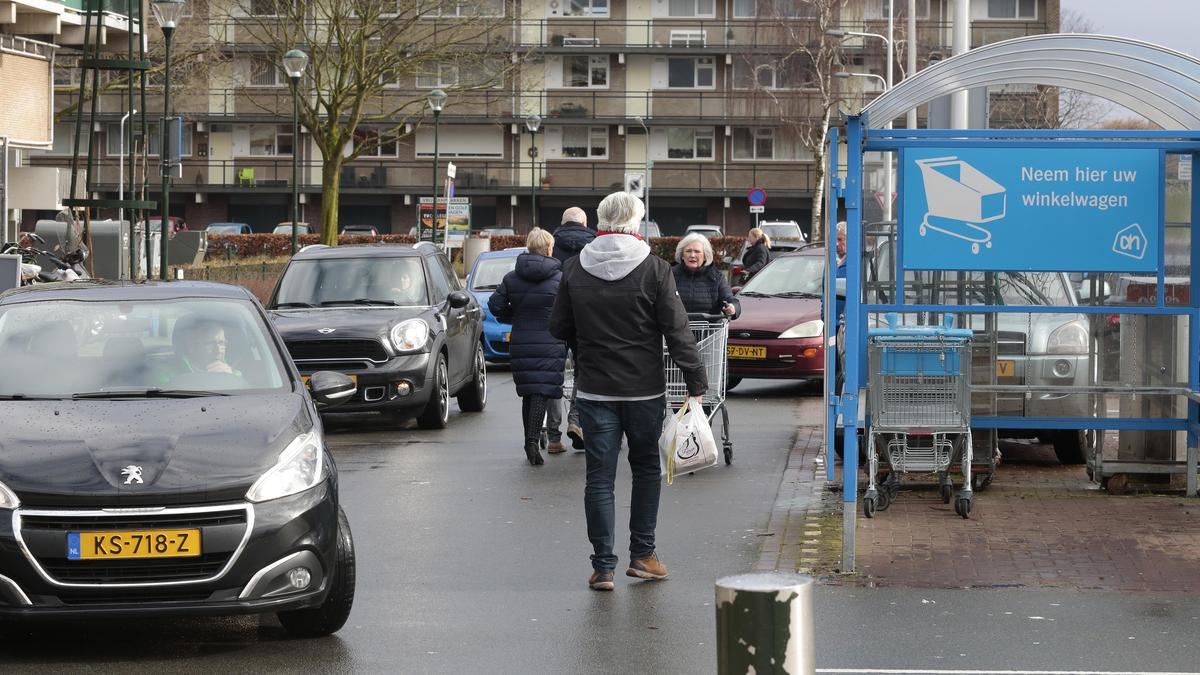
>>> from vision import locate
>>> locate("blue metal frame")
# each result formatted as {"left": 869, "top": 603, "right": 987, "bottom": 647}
{"left": 826, "top": 117, "right": 1200, "bottom": 515}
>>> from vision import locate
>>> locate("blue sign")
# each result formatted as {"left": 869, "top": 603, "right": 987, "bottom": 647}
{"left": 901, "top": 147, "right": 1160, "bottom": 271}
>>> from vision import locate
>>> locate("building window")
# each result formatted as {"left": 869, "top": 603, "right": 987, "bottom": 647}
{"left": 564, "top": 55, "right": 608, "bottom": 88}
{"left": 106, "top": 122, "right": 194, "bottom": 157}
{"left": 563, "top": 0, "right": 608, "bottom": 16}
{"left": 421, "top": 0, "right": 504, "bottom": 17}
{"left": 249, "top": 0, "right": 280, "bottom": 16}
{"left": 667, "top": 57, "right": 714, "bottom": 89}
{"left": 866, "top": 0, "right": 929, "bottom": 19}
{"left": 732, "top": 128, "right": 774, "bottom": 160}
{"left": 667, "top": 127, "right": 713, "bottom": 160}
{"left": 248, "top": 57, "right": 283, "bottom": 87}
{"left": 244, "top": 124, "right": 292, "bottom": 156}
{"left": 416, "top": 63, "right": 459, "bottom": 88}
{"left": 562, "top": 126, "right": 607, "bottom": 158}
{"left": 732, "top": 57, "right": 812, "bottom": 90}
{"left": 667, "top": 0, "right": 714, "bottom": 17}
{"left": 354, "top": 129, "right": 399, "bottom": 157}
{"left": 986, "top": 0, "right": 1036, "bottom": 19}
{"left": 734, "top": 0, "right": 816, "bottom": 18}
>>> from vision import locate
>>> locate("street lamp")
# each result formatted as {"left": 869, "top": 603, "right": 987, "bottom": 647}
{"left": 525, "top": 113, "right": 540, "bottom": 230}
{"left": 633, "top": 115, "right": 651, "bottom": 229}
{"left": 834, "top": 70, "right": 892, "bottom": 220}
{"left": 283, "top": 48, "right": 308, "bottom": 254}
{"left": 152, "top": 0, "right": 186, "bottom": 280}
{"left": 426, "top": 88, "right": 447, "bottom": 244}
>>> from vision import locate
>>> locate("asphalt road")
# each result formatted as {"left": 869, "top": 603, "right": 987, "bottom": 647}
{"left": 1, "top": 372, "right": 1198, "bottom": 673}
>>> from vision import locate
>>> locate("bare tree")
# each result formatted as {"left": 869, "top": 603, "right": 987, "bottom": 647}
{"left": 216, "top": 0, "right": 519, "bottom": 244}
{"left": 733, "top": 0, "right": 846, "bottom": 240}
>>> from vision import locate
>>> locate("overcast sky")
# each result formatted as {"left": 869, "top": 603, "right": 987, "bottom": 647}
{"left": 1059, "top": 0, "right": 1193, "bottom": 57}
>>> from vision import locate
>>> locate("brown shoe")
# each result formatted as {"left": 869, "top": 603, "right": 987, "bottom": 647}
{"left": 626, "top": 553, "right": 668, "bottom": 580}
{"left": 567, "top": 424, "right": 585, "bottom": 450}
{"left": 588, "top": 569, "right": 614, "bottom": 591}
{"left": 547, "top": 440, "right": 566, "bottom": 454}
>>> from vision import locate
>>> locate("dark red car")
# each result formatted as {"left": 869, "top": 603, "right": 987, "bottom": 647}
{"left": 726, "top": 246, "right": 826, "bottom": 388}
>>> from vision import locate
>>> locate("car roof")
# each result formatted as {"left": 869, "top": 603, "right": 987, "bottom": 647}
{"left": 0, "top": 279, "right": 255, "bottom": 304}
{"left": 291, "top": 243, "right": 427, "bottom": 261}
{"left": 476, "top": 248, "right": 524, "bottom": 260}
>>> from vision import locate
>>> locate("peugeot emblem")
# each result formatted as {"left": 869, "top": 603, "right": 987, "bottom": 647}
{"left": 317, "top": 328, "right": 336, "bottom": 334}
{"left": 121, "top": 465, "right": 144, "bottom": 485}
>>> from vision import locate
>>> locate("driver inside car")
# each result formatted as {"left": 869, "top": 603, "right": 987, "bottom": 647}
{"left": 166, "top": 316, "right": 244, "bottom": 385}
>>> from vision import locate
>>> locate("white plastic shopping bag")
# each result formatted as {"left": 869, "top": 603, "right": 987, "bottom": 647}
{"left": 658, "top": 398, "right": 718, "bottom": 485}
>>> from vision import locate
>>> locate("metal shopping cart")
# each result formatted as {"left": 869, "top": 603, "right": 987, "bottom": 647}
{"left": 865, "top": 314, "right": 975, "bottom": 518}
{"left": 915, "top": 156, "right": 1006, "bottom": 255}
{"left": 664, "top": 314, "right": 733, "bottom": 465}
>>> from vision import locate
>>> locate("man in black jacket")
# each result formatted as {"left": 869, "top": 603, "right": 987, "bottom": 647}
{"left": 550, "top": 191, "right": 706, "bottom": 592}
{"left": 546, "top": 207, "right": 595, "bottom": 452}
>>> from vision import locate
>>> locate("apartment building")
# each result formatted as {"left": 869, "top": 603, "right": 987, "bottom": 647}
{"left": 27, "top": 0, "right": 1056, "bottom": 237}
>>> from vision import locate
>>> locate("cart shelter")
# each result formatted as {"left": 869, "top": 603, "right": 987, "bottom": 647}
{"left": 825, "top": 34, "right": 1200, "bottom": 572}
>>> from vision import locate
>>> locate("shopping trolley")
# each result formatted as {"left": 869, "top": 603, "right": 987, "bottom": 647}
{"left": 915, "top": 156, "right": 1006, "bottom": 255}
{"left": 664, "top": 314, "right": 733, "bottom": 465}
{"left": 864, "top": 314, "right": 975, "bottom": 518}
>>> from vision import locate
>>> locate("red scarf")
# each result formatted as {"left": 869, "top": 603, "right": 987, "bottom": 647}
{"left": 596, "top": 230, "right": 644, "bottom": 240}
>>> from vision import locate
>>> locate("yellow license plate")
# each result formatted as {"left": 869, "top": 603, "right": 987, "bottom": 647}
{"left": 68, "top": 529, "right": 201, "bottom": 560}
{"left": 996, "top": 359, "right": 1016, "bottom": 378}
{"left": 728, "top": 345, "right": 767, "bottom": 359}
{"left": 302, "top": 374, "right": 357, "bottom": 388}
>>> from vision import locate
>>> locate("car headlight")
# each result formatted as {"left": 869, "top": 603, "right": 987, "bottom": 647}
{"left": 779, "top": 319, "right": 824, "bottom": 339}
{"left": 0, "top": 479, "right": 19, "bottom": 509}
{"left": 390, "top": 319, "right": 430, "bottom": 353}
{"left": 246, "top": 431, "right": 325, "bottom": 503}
{"left": 1047, "top": 321, "right": 1089, "bottom": 355}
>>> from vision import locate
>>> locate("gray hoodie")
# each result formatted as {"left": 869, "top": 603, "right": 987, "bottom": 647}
{"left": 579, "top": 233, "right": 651, "bottom": 281}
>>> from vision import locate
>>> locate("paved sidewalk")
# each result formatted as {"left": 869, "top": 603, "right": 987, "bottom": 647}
{"left": 762, "top": 421, "right": 1200, "bottom": 592}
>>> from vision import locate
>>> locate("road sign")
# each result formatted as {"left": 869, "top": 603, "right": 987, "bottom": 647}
{"left": 747, "top": 188, "right": 767, "bottom": 206}
{"left": 625, "top": 173, "right": 644, "bottom": 198}
{"left": 749, "top": 205, "right": 765, "bottom": 214}
{"left": 873, "top": 191, "right": 897, "bottom": 211}
{"left": 901, "top": 147, "right": 1160, "bottom": 272}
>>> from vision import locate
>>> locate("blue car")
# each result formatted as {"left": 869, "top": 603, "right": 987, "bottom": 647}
{"left": 466, "top": 247, "right": 524, "bottom": 362}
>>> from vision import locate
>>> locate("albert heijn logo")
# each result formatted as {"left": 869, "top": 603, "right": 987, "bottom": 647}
{"left": 1113, "top": 223, "right": 1147, "bottom": 260}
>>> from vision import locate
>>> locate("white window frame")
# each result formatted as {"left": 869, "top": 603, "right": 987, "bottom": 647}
{"left": 421, "top": 0, "right": 505, "bottom": 18}
{"left": 247, "top": 57, "right": 284, "bottom": 87}
{"left": 559, "top": 0, "right": 609, "bottom": 17}
{"left": 732, "top": 0, "right": 756, "bottom": 18}
{"left": 666, "top": 127, "right": 714, "bottom": 161}
{"left": 106, "top": 121, "right": 194, "bottom": 157}
{"left": 732, "top": 127, "right": 774, "bottom": 161}
{"left": 416, "top": 63, "right": 459, "bottom": 89}
{"left": 560, "top": 126, "right": 608, "bottom": 159}
{"left": 983, "top": 0, "right": 1037, "bottom": 20}
{"left": 667, "top": 0, "right": 715, "bottom": 18}
{"left": 667, "top": 57, "right": 715, "bottom": 89}
{"left": 354, "top": 129, "right": 400, "bottom": 157}
{"left": 562, "top": 55, "right": 609, "bottom": 89}
{"left": 866, "top": 0, "right": 929, "bottom": 19}
{"left": 241, "top": 124, "right": 293, "bottom": 157}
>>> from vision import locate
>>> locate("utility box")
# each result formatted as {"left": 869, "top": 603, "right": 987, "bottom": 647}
{"left": 169, "top": 230, "right": 207, "bottom": 268}
{"left": 35, "top": 219, "right": 140, "bottom": 280}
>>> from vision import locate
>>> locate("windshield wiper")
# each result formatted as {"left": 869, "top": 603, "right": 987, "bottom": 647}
{"left": 0, "top": 394, "right": 63, "bottom": 400}
{"left": 274, "top": 301, "right": 315, "bottom": 308}
{"left": 776, "top": 291, "right": 822, "bottom": 299}
{"left": 473, "top": 285, "right": 498, "bottom": 291}
{"left": 73, "top": 389, "right": 230, "bottom": 399}
{"left": 738, "top": 290, "right": 769, "bottom": 297}
{"left": 320, "top": 299, "right": 401, "bottom": 307}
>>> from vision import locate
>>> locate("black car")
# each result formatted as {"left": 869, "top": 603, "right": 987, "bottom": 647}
{"left": 0, "top": 280, "right": 356, "bottom": 637}
{"left": 267, "top": 243, "right": 487, "bottom": 428}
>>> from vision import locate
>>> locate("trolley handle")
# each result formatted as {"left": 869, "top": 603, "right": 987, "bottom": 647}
{"left": 687, "top": 312, "right": 728, "bottom": 323}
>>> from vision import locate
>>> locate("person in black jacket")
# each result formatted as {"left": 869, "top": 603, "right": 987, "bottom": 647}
{"left": 740, "top": 227, "right": 771, "bottom": 282}
{"left": 488, "top": 228, "right": 567, "bottom": 466}
{"left": 547, "top": 206, "right": 595, "bottom": 452}
{"left": 550, "top": 191, "right": 706, "bottom": 592}
{"left": 671, "top": 233, "right": 740, "bottom": 319}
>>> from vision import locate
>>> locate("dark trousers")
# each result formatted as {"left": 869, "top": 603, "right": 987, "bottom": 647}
{"left": 579, "top": 396, "right": 665, "bottom": 572}
{"left": 521, "top": 395, "right": 548, "bottom": 446}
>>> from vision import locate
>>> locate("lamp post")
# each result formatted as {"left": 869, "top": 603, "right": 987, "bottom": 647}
{"left": 634, "top": 115, "right": 651, "bottom": 229}
{"left": 425, "top": 89, "right": 447, "bottom": 243}
{"left": 283, "top": 48, "right": 308, "bottom": 254}
{"left": 152, "top": 0, "right": 186, "bottom": 281}
{"left": 525, "top": 113, "right": 540, "bottom": 230}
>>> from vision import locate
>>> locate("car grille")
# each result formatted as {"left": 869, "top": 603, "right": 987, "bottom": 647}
{"left": 730, "top": 330, "right": 780, "bottom": 340}
{"left": 286, "top": 339, "right": 389, "bottom": 363}
{"left": 19, "top": 506, "right": 249, "bottom": 586}
{"left": 730, "top": 358, "right": 798, "bottom": 370}
{"left": 55, "top": 590, "right": 214, "bottom": 606}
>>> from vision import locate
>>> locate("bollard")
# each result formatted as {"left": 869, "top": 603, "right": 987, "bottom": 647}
{"left": 715, "top": 572, "right": 814, "bottom": 675}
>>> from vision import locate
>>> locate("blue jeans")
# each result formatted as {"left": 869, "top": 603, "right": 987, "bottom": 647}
{"left": 579, "top": 396, "right": 665, "bottom": 572}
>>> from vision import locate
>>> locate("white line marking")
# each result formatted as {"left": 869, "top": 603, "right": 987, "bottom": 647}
{"left": 818, "top": 670, "right": 1200, "bottom": 675}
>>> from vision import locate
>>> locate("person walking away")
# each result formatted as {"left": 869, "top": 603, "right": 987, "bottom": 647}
{"left": 548, "top": 206, "right": 596, "bottom": 452}
{"left": 488, "top": 228, "right": 566, "bottom": 466}
{"left": 741, "top": 227, "right": 771, "bottom": 282}
{"left": 672, "top": 233, "right": 740, "bottom": 319}
{"left": 550, "top": 191, "right": 707, "bottom": 592}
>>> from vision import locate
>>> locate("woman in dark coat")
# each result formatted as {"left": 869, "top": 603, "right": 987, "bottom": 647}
{"left": 488, "top": 228, "right": 567, "bottom": 466}
{"left": 671, "top": 233, "right": 740, "bottom": 319}
{"left": 740, "top": 227, "right": 771, "bottom": 282}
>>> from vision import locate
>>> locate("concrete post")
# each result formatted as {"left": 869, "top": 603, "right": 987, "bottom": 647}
{"left": 715, "top": 572, "right": 814, "bottom": 675}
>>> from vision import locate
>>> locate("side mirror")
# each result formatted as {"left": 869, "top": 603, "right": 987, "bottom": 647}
{"left": 448, "top": 291, "right": 471, "bottom": 309}
{"left": 308, "top": 371, "right": 356, "bottom": 407}
{"left": 1077, "top": 281, "right": 1112, "bottom": 302}
{"left": 834, "top": 277, "right": 847, "bottom": 299}
{"left": 722, "top": 255, "right": 732, "bottom": 265}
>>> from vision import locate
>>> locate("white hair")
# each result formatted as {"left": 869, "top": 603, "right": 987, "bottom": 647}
{"left": 837, "top": 221, "right": 847, "bottom": 235}
{"left": 561, "top": 206, "right": 587, "bottom": 227}
{"left": 675, "top": 233, "right": 714, "bottom": 266}
{"left": 596, "top": 191, "right": 645, "bottom": 234}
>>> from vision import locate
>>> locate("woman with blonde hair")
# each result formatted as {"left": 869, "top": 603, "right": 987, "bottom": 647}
{"left": 488, "top": 227, "right": 567, "bottom": 465}
{"left": 741, "top": 227, "right": 771, "bottom": 282}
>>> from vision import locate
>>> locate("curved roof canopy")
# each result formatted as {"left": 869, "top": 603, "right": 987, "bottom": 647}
{"left": 860, "top": 34, "right": 1200, "bottom": 130}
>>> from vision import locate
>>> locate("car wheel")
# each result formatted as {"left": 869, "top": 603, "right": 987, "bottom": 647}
{"left": 726, "top": 376, "right": 742, "bottom": 391}
{"left": 277, "top": 507, "right": 356, "bottom": 638}
{"left": 457, "top": 342, "right": 487, "bottom": 413}
{"left": 417, "top": 353, "right": 450, "bottom": 430}
{"left": 1052, "top": 429, "right": 1089, "bottom": 465}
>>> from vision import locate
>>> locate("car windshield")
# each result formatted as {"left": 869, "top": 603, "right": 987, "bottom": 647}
{"left": 208, "top": 225, "right": 244, "bottom": 234}
{"left": 470, "top": 257, "right": 517, "bottom": 291}
{"left": 761, "top": 223, "right": 803, "bottom": 240}
{"left": 0, "top": 298, "right": 288, "bottom": 398}
{"left": 274, "top": 257, "right": 428, "bottom": 307}
{"left": 740, "top": 255, "right": 824, "bottom": 297}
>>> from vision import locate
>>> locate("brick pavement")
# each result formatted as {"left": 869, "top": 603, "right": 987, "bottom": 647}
{"left": 762, "top": 419, "right": 1200, "bottom": 593}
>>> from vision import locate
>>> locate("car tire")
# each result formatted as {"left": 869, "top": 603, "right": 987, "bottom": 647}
{"left": 457, "top": 343, "right": 487, "bottom": 413}
{"left": 417, "top": 353, "right": 450, "bottom": 430}
{"left": 277, "top": 507, "right": 356, "bottom": 638}
{"left": 726, "top": 377, "right": 742, "bottom": 391}
{"left": 1052, "top": 429, "right": 1089, "bottom": 465}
